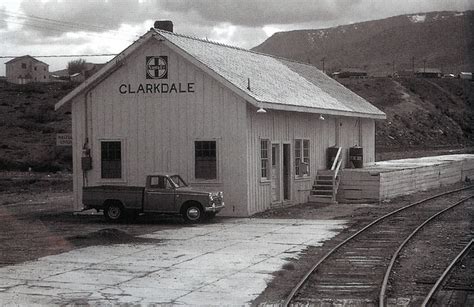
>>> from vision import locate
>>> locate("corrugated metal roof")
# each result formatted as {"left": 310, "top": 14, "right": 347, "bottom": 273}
{"left": 158, "top": 30, "right": 385, "bottom": 118}
{"left": 56, "top": 29, "right": 385, "bottom": 119}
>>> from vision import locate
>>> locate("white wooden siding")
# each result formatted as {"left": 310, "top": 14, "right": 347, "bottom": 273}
{"left": 246, "top": 109, "right": 375, "bottom": 215}
{"left": 72, "top": 39, "right": 249, "bottom": 216}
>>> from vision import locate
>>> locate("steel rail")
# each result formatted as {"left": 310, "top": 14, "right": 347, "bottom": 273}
{"left": 421, "top": 239, "right": 473, "bottom": 307}
{"left": 379, "top": 195, "right": 473, "bottom": 307}
{"left": 282, "top": 185, "right": 474, "bottom": 307}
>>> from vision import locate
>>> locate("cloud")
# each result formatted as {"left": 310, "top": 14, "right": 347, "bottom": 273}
{"left": 19, "top": 0, "right": 165, "bottom": 36}
{"left": 15, "top": 0, "right": 474, "bottom": 39}
{"left": 160, "top": 0, "right": 362, "bottom": 27}
{"left": 0, "top": 7, "right": 9, "bottom": 29}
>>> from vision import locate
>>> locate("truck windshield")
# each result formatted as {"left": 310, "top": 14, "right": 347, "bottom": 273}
{"left": 169, "top": 175, "right": 188, "bottom": 188}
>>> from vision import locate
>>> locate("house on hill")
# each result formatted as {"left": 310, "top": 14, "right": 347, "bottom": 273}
{"left": 415, "top": 68, "right": 442, "bottom": 78}
{"left": 332, "top": 68, "right": 368, "bottom": 79}
{"left": 5, "top": 55, "right": 49, "bottom": 84}
{"left": 51, "top": 63, "right": 106, "bottom": 83}
{"left": 55, "top": 22, "right": 385, "bottom": 216}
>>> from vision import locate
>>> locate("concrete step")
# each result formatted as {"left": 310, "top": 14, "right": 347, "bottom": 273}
{"left": 312, "top": 191, "right": 333, "bottom": 196}
{"left": 313, "top": 185, "right": 333, "bottom": 190}
{"left": 315, "top": 181, "right": 333, "bottom": 186}
{"left": 308, "top": 195, "right": 338, "bottom": 204}
{"left": 318, "top": 170, "right": 336, "bottom": 176}
{"left": 316, "top": 175, "right": 333, "bottom": 181}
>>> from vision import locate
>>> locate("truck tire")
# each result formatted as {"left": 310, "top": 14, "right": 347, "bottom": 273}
{"left": 182, "top": 202, "right": 203, "bottom": 223}
{"left": 104, "top": 201, "right": 124, "bottom": 222}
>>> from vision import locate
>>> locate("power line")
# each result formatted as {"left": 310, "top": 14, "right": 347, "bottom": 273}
{"left": 1, "top": 17, "right": 136, "bottom": 43}
{"left": 0, "top": 10, "right": 140, "bottom": 42}
{"left": 0, "top": 54, "right": 117, "bottom": 59}
{"left": 1, "top": 9, "right": 114, "bottom": 33}
{"left": 0, "top": 9, "right": 138, "bottom": 36}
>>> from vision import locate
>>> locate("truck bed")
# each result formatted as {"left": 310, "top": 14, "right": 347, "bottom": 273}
{"left": 82, "top": 185, "right": 144, "bottom": 211}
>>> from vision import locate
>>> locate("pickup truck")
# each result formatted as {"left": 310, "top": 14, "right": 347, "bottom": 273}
{"left": 82, "top": 173, "right": 224, "bottom": 223}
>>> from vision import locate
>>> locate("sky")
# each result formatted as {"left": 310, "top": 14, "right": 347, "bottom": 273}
{"left": 1, "top": 0, "right": 473, "bottom": 76}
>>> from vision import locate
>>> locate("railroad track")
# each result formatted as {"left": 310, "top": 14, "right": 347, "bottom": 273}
{"left": 422, "top": 240, "right": 473, "bottom": 307}
{"left": 284, "top": 185, "right": 474, "bottom": 306}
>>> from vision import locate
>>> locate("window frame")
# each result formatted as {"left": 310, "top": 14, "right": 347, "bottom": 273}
{"left": 294, "top": 138, "right": 310, "bottom": 178}
{"left": 98, "top": 139, "right": 126, "bottom": 183}
{"left": 192, "top": 139, "right": 220, "bottom": 183}
{"left": 260, "top": 139, "right": 270, "bottom": 182}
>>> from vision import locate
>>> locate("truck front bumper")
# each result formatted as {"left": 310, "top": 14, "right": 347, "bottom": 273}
{"left": 205, "top": 202, "right": 225, "bottom": 213}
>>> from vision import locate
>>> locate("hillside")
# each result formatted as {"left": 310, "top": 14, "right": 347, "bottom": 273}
{"left": 0, "top": 81, "right": 74, "bottom": 171}
{"left": 337, "top": 78, "right": 474, "bottom": 152}
{"left": 253, "top": 11, "right": 474, "bottom": 75}
{"left": 0, "top": 78, "right": 472, "bottom": 172}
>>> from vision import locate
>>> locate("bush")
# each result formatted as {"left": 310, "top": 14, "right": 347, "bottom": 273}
{"left": 21, "top": 103, "right": 58, "bottom": 123}
{"left": 19, "top": 83, "right": 46, "bottom": 94}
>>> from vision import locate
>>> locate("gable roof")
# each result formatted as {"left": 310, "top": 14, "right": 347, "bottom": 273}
{"left": 55, "top": 29, "right": 385, "bottom": 119}
{"left": 5, "top": 55, "right": 48, "bottom": 66}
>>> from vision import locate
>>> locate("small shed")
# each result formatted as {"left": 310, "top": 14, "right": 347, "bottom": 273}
{"left": 332, "top": 68, "right": 368, "bottom": 79}
{"left": 415, "top": 68, "right": 442, "bottom": 78}
{"left": 459, "top": 72, "right": 473, "bottom": 80}
{"left": 55, "top": 23, "right": 385, "bottom": 216}
{"left": 5, "top": 55, "right": 49, "bottom": 84}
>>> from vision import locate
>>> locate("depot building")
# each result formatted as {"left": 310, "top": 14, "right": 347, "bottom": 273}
{"left": 55, "top": 21, "right": 385, "bottom": 217}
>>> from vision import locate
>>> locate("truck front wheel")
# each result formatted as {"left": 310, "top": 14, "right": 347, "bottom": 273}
{"left": 104, "top": 202, "right": 124, "bottom": 222}
{"left": 182, "top": 203, "right": 203, "bottom": 223}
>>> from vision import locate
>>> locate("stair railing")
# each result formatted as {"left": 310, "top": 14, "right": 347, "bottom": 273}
{"left": 330, "top": 147, "right": 342, "bottom": 171}
{"left": 331, "top": 147, "right": 343, "bottom": 201}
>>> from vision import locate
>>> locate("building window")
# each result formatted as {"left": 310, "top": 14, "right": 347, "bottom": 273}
{"left": 261, "top": 139, "right": 269, "bottom": 179}
{"left": 101, "top": 141, "right": 122, "bottom": 179}
{"left": 21, "top": 63, "right": 26, "bottom": 69}
{"left": 34, "top": 67, "right": 37, "bottom": 71}
{"left": 295, "top": 139, "right": 310, "bottom": 176}
{"left": 195, "top": 141, "right": 217, "bottom": 180}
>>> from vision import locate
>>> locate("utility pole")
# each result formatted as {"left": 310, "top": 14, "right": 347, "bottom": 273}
{"left": 412, "top": 56, "right": 415, "bottom": 76}
{"left": 423, "top": 59, "right": 426, "bottom": 73}
{"left": 392, "top": 60, "right": 395, "bottom": 77}
{"left": 321, "top": 57, "right": 326, "bottom": 73}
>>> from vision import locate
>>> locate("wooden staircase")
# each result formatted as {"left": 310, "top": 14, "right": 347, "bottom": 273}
{"left": 309, "top": 147, "right": 343, "bottom": 204}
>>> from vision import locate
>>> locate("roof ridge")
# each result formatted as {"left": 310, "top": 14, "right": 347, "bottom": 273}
{"left": 152, "top": 28, "right": 321, "bottom": 71}
{"left": 153, "top": 28, "right": 249, "bottom": 52}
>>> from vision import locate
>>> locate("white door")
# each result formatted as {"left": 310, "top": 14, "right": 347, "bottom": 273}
{"left": 271, "top": 144, "right": 280, "bottom": 202}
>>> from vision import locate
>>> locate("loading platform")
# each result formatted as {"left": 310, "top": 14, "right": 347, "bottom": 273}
{"left": 337, "top": 154, "right": 474, "bottom": 203}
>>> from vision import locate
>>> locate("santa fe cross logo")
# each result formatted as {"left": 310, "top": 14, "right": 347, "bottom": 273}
{"left": 146, "top": 56, "right": 168, "bottom": 79}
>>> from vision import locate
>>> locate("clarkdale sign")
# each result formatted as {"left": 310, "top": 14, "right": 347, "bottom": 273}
{"left": 119, "top": 56, "right": 195, "bottom": 94}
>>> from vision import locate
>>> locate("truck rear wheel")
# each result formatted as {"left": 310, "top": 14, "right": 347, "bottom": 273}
{"left": 104, "top": 201, "right": 124, "bottom": 222}
{"left": 182, "top": 203, "right": 203, "bottom": 223}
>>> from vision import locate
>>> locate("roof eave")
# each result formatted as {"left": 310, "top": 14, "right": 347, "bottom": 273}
{"left": 55, "top": 31, "right": 156, "bottom": 111}
{"left": 259, "top": 102, "right": 386, "bottom": 119}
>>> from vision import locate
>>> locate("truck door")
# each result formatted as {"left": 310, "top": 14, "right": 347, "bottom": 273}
{"left": 144, "top": 176, "right": 176, "bottom": 213}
